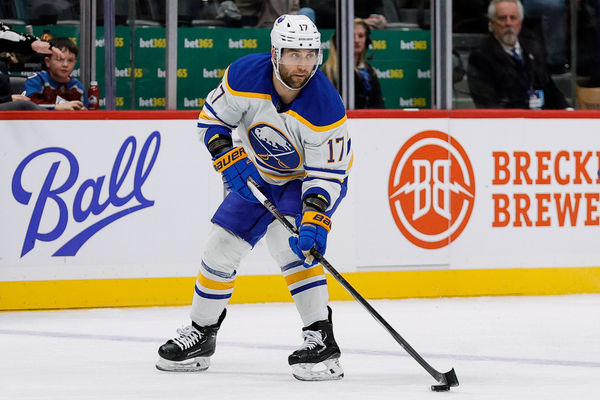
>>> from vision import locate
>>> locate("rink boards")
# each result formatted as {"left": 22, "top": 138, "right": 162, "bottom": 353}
{"left": 1, "top": 110, "right": 600, "bottom": 310}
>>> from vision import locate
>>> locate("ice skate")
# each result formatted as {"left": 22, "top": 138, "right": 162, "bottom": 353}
{"left": 156, "top": 309, "right": 226, "bottom": 372}
{"left": 288, "top": 307, "right": 343, "bottom": 381}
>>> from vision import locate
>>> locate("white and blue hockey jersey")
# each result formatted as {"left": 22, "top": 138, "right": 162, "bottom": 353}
{"left": 197, "top": 52, "right": 352, "bottom": 211}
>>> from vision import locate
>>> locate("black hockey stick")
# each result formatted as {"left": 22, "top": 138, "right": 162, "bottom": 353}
{"left": 247, "top": 177, "right": 459, "bottom": 391}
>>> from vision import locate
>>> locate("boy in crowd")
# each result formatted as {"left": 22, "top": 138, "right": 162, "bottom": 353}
{"left": 24, "top": 37, "right": 87, "bottom": 110}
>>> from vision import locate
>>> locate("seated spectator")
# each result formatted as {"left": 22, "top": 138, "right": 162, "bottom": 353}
{"left": 216, "top": 1, "right": 243, "bottom": 27}
{"left": 590, "top": 0, "right": 600, "bottom": 87}
{"left": 235, "top": 0, "right": 299, "bottom": 27}
{"left": 23, "top": 37, "right": 88, "bottom": 111}
{"left": 299, "top": 0, "right": 335, "bottom": 28}
{"left": 1, "top": 22, "right": 63, "bottom": 111}
{"left": 453, "top": 0, "right": 489, "bottom": 33}
{"left": 467, "top": 0, "right": 568, "bottom": 109}
{"left": 355, "top": 0, "right": 387, "bottom": 30}
{"left": 1, "top": 63, "right": 44, "bottom": 111}
{"left": 298, "top": 0, "right": 388, "bottom": 30}
{"left": 323, "top": 18, "right": 385, "bottom": 108}
{"left": 1, "top": 22, "right": 64, "bottom": 58}
{"left": 521, "top": 0, "right": 569, "bottom": 74}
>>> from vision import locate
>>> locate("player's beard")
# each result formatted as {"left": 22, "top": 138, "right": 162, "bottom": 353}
{"left": 279, "top": 64, "right": 311, "bottom": 89}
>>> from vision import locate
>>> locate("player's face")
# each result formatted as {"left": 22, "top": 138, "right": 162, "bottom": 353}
{"left": 45, "top": 49, "right": 77, "bottom": 83}
{"left": 354, "top": 23, "right": 367, "bottom": 56}
{"left": 491, "top": 2, "right": 522, "bottom": 46}
{"left": 278, "top": 49, "right": 317, "bottom": 89}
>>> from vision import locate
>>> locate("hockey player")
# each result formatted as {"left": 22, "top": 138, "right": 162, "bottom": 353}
{"left": 156, "top": 14, "right": 352, "bottom": 381}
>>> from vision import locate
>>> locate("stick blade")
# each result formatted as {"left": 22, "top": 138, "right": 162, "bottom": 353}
{"left": 431, "top": 369, "right": 458, "bottom": 392}
{"left": 443, "top": 368, "right": 459, "bottom": 387}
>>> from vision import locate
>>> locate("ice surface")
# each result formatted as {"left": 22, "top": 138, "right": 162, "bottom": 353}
{"left": 1, "top": 295, "right": 599, "bottom": 399}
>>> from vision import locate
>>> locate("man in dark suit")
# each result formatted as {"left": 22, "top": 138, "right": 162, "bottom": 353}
{"left": 467, "top": 0, "right": 569, "bottom": 109}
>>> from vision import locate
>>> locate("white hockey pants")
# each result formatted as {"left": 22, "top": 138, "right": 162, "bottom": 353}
{"left": 190, "top": 219, "right": 329, "bottom": 327}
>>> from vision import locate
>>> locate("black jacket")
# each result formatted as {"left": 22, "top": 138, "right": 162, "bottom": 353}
{"left": 467, "top": 35, "right": 569, "bottom": 109}
{"left": 1, "top": 22, "right": 36, "bottom": 54}
{"left": 355, "top": 63, "right": 385, "bottom": 109}
{"left": 0, "top": 61, "right": 12, "bottom": 104}
{"left": 1, "top": 23, "right": 37, "bottom": 104}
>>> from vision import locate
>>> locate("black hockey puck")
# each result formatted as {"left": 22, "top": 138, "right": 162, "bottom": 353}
{"left": 431, "top": 384, "right": 450, "bottom": 392}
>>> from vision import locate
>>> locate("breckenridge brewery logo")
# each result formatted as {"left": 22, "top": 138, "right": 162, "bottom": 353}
{"left": 388, "top": 130, "right": 475, "bottom": 249}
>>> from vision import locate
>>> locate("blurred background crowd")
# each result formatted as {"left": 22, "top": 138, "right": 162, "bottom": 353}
{"left": 1, "top": 0, "right": 600, "bottom": 110}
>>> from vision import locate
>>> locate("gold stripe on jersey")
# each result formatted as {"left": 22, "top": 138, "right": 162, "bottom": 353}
{"left": 255, "top": 164, "right": 307, "bottom": 180}
{"left": 284, "top": 110, "right": 347, "bottom": 132}
{"left": 199, "top": 109, "right": 220, "bottom": 122}
{"left": 346, "top": 153, "right": 354, "bottom": 171}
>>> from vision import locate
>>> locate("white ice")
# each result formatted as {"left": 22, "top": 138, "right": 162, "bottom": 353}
{"left": 2, "top": 295, "right": 599, "bottom": 400}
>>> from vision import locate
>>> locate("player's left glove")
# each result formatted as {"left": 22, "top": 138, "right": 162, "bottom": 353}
{"left": 213, "top": 146, "right": 264, "bottom": 203}
{"left": 289, "top": 195, "right": 331, "bottom": 267}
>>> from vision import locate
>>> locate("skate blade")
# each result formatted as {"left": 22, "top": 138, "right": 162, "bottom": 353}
{"left": 155, "top": 356, "right": 210, "bottom": 372}
{"left": 291, "top": 357, "right": 344, "bottom": 381}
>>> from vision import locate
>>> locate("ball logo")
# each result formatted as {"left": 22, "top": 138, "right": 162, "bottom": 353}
{"left": 388, "top": 130, "right": 475, "bottom": 249}
{"left": 12, "top": 132, "right": 160, "bottom": 257}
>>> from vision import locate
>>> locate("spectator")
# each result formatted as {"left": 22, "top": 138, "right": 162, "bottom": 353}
{"left": 521, "top": 0, "right": 569, "bottom": 74}
{"left": 323, "top": 18, "right": 385, "bottom": 108}
{"left": 352, "top": 18, "right": 384, "bottom": 108}
{"left": 299, "top": 0, "right": 335, "bottom": 28}
{"left": 574, "top": 0, "right": 600, "bottom": 81}
{"left": 298, "top": 0, "right": 388, "bottom": 30}
{"left": 1, "top": 22, "right": 64, "bottom": 111}
{"left": 453, "top": 0, "right": 489, "bottom": 33}
{"left": 23, "top": 37, "right": 88, "bottom": 111}
{"left": 590, "top": 0, "right": 600, "bottom": 86}
{"left": 467, "top": 0, "right": 569, "bottom": 109}
{"left": 1, "top": 22, "right": 64, "bottom": 58}
{"left": 0, "top": 61, "right": 43, "bottom": 110}
{"left": 235, "top": 0, "right": 299, "bottom": 27}
{"left": 355, "top": 0, "right": 387, "bottom": 30}
{"left": 216, "top": 1, "right": 243, "bottom": 27}
{"left": 322, "top": 37, "right": 338, "bottom": 84}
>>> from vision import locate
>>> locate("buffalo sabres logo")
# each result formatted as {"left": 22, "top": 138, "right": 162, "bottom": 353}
{"left": 247, "top": 123, "right": 301, "bottom": 172}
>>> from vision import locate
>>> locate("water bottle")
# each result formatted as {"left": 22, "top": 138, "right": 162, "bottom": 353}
{"left": 88, "top": 81, "right": 100, "bottom": 110}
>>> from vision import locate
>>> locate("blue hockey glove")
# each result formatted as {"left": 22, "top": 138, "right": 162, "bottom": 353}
{"left": 213, "top": 146, "right": 264, "bottom": 203}
{"left": 289, "top": 211, "right": 331, "bottom": 267}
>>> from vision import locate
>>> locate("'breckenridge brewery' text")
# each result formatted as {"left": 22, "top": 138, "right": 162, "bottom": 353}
{"left": 491, "top": 150, "right": 600, "bottom": 227}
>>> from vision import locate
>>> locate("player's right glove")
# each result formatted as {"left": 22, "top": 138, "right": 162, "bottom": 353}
{"left": 213, "top": 146, "right": 264, "bottom": 203}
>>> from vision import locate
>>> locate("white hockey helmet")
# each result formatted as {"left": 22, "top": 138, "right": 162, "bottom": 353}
{"left": 271, "top": 14, "right": 323, "bottom": 90}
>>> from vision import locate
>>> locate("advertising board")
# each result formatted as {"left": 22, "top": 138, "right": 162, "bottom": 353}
{"left": 1, "top": 110, "right": 599, "bottom": 310}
